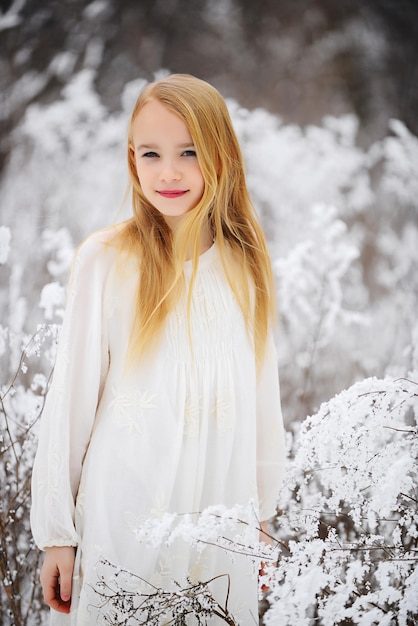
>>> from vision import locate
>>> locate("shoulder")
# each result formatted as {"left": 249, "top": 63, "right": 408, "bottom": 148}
{"left": 77, "top": 222, "right": 125, "bottom": 258}
{"left": 70, "top": 223, "right": 127, "bottom": 284}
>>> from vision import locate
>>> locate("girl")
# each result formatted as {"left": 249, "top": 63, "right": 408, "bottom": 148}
{"left": 31, "top": 74, "right": 285, "bottom": 625}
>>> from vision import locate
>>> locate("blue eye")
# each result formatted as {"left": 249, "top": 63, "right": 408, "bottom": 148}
{"left": 142, "top": 151, "right": 159, "bottom": 158}
{"left": 182, "top": 150, "right": 197, "bottom": 157}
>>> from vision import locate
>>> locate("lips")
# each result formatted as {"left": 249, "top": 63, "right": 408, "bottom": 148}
{"left": 157, "top": 190, "right": 188, "bottom": 199}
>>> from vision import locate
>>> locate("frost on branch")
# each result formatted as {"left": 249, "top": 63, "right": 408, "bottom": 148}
{"left": 371, "top": 119, "right": 418, "bottom": 210}
{"left": 41, "top": 227, "right": 74, "bottom": 279}
{"left": 265, "top": 376, "right": 418, "bottom": 626}
{"left": 0, "top": 326, "right": 57, "bottom": 626}
{"left": 275, "top": 203, "right": 360, "bottom": 352}
{"left": 129, "top": 503, "right": 277, "bottom": 563}
{"left": 90, "top": 559, "right": 238, "bottom": 625}
{"left": 39, "top": 281, "right": 66, "bottom": 321}
{"left": 274, "top": 203, "right": 364, "bottom": 419}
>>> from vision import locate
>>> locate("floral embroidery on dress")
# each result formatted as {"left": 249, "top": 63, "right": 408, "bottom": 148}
{"left": 188, "top": 547, "right": 209, "bottom": 582}
{"left": 212, "top": 390, "right": 235, "bottom": 432}
{"left": 38, "top": 449, "right": 65, "bottom": 504}
{"left": 149, "top": 554, "right": 174, "bottom": 589}
{"left": 110, "top": 386, "right": 158, "bottom": 435}
{"left": 150, "top": 492, "right": 169, "bottom": 518}
{"left": 184, "top": 394, "right": 201, "bottom": 438}
{"left": 124, "top": 493, "right": 169, "bottom": 537}
{"left": 124, "top": 510, "right": 145, "bottom": 534}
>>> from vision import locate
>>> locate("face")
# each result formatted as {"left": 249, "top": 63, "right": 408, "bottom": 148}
{"left": 131, "top": 100, "right": 205, "bottom": 228}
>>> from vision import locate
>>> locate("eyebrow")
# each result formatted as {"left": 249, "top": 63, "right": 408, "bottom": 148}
{"left": 136, "top": 142, "right": 195, "bottom": 151}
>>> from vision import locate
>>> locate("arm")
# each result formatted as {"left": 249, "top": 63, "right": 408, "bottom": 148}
{"left": 31, "top": 235, "right": 111, "bottom": 552}
{"left": 256, "top": 334, "right": 286, "bottom": 589}
{"left": 256, "top": 331, "right": 286, "bottom": 522}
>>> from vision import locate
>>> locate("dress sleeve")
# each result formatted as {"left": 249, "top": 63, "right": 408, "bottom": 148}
{"left": 256, "top": 332, "right": 286, "bottom": 521}
{"left": 30, "top": 236, "right": 111, "bottom": 550}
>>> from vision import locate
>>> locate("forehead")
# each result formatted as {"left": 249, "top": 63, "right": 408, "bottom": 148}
{"left": 132, "top": 100, "right": 192, "bottom": 142}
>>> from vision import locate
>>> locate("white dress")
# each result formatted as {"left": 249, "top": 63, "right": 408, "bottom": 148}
{"left": 31, "top": 226, "right": 286, "bottom": 626}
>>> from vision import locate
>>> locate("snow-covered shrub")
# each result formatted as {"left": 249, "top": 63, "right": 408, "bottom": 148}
{"left": 371, "top": 119, "right": 418, "bottom": 213}
{"left": 228, "top": 101, "right": 418, "bottom": 421}
{"left": 273, "top": 203, "right": 364, "bottom": 419}
{"left": 264, "top": 376, "right": 418, "bottom": 626}
{"left": 0, "top": 228, "right": 60, "bottom": 625}
{"left": 0, "top": 325, "right": 59, "bottom": 626}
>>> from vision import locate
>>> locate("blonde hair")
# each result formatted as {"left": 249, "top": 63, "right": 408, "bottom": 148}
{"left": 116, "top": 74, "right": 275, "bottom": 368}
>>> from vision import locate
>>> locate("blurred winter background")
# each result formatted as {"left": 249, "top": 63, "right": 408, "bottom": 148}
{"left": 0, "top": 1, "right": 417, "bottom": 624}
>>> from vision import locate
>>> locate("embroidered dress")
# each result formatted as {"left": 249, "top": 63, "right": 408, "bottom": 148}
{"left": 31, "top": 226, "right": 286, "bottom": 625}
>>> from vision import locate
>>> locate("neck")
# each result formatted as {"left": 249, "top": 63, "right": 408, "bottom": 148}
{"left": 187, "top": 222, "right": 213, "bottom": 259}
{"left": 165, "top": 216, "right": 213, "bottom": 260}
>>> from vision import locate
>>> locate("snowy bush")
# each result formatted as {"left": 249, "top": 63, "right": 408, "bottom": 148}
{"left": 0, "top": 326, "right": 58, "bottom": 626}
{"left": 0, "top": 228, "right": 59, "bottom": 625}
{"left": 264, "top": 375, "right": 418, "bottom": 625}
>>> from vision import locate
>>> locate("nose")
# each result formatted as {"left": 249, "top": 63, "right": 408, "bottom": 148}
{"left": 159, "top": 159, "right": 181, "bottom": 182}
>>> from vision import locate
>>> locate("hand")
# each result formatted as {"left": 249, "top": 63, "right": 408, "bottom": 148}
{"left": 40, "top": 546, "right": 75, "bottom": 613}
{"left": 259, "top": 520, "right": 272, "bottom": 545}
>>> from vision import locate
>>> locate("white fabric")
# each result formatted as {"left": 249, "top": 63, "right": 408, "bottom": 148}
{"left": 31, "top": 226, "right": 286, "bottom": 625}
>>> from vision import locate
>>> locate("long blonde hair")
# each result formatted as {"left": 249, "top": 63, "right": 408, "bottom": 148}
{"left": 116, "top": 74, "right": 275, "bottom": 368}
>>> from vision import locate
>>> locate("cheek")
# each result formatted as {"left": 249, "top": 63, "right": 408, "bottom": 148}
{"left": 135, "top": 162, "right": 149, "bottom": 187}
{"left": 193, "top": 165, "right": 205, "bottom": 189}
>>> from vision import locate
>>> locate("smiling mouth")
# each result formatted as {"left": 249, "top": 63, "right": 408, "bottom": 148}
{"left": 157, "top": 190, "right": 188, "bottom": 199}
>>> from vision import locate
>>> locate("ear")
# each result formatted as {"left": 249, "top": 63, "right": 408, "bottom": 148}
{"left": 128, "top": 144, "right": 138, "bottom": 176}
